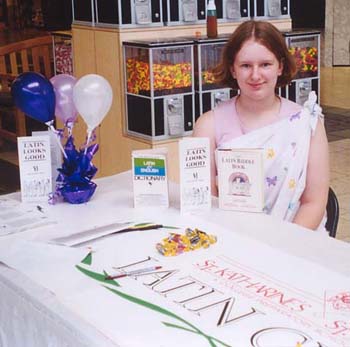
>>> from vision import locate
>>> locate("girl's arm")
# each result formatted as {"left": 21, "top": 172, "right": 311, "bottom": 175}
{"left": 192, "top": 111, "right": 218, "bottom": 196}
{"left": 292, "top": 119, "right": 330, "bottom": 230}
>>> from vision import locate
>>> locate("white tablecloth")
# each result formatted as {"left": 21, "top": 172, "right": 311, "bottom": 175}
{"left": 0, "top": 171, "right": 349, "bottom": 347}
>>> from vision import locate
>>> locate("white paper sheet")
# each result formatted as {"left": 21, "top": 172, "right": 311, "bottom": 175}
{"left": 0, "top": 197, "right": 56, "bottom": 236}
{"left": 51, "top": 221, "right": 134, "bottom": 246}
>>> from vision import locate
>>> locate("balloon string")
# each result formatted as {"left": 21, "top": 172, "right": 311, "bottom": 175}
{"left": 46, "top": 122, "right": 68, "bottom": 159}
{"left": 84, "top": 131, "right": 92, "bottom": 155}
{"left": 66, "top": 121, "right": 74, "bottom": 137}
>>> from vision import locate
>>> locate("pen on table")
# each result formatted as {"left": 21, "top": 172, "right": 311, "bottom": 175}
{"left": 115, "top": 223, "right": 179, "bottom": 235}
{"left": 106, "top": 265, "right": 162, "bottom": 280}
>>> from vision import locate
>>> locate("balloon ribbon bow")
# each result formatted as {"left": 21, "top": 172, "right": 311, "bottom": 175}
{"left": 52, "top": 136, "right": 99, "bottom": 204}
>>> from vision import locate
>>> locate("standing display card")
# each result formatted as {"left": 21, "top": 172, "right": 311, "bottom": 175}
{"left": 132, "top": 148, "right": 169, "bottom": 209}
{"left": 17, "top": 135, "right": 52, "bottom": 203}
{"left": 217, "top": 148, "right": 264, "bottom": 212}
{"left": 32, "top": 130, "right": 62, "bottom": 190}
{"left": 179, "top": 137, "right": 211, "bottom": 213}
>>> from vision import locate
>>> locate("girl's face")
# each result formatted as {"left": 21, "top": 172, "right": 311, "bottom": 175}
{"left": 231, "top": 39, "right": 283, "bottom": 101}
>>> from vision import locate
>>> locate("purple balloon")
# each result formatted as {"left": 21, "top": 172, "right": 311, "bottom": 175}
{"left": 50, "top": 74, "right": 78, "bottom": 125}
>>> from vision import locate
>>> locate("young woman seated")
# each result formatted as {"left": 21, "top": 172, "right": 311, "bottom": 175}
{"left": 193, "top": 20, "right": 329, "bottom": 231}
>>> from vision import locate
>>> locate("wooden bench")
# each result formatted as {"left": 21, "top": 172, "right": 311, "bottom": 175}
{"left": 0, "top": 35, "right": 54, "bottom": 144}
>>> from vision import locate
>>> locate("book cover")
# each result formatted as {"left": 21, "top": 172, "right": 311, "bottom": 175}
{"left": 179, "top": 137, "right": 211, "bottom": 213}
{"left": 132, "top": 148, "right": 169, "bottom": 209}
{"left": 217, "top": 148, "right": 264, "bottom": 213}
{"left": 17, "top": 135, "right": 52, "bottom": 203}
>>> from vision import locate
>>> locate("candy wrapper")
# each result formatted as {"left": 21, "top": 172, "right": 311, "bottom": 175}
{"left": 156, "top": 228, "right": 217, "bottom": 256}
{"left": 51, "top": 136, "right": 99, "bottom": 204}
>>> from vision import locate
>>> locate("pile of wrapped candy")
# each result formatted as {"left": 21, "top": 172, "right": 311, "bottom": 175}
{"left": 126, "top": 58, "right": 192, "bottom": 94}
{"left": 156, "top": 228, "right": 217, "bottom": 256}
{"left": 288, "top": 46, "right": 318, "bottom": 78}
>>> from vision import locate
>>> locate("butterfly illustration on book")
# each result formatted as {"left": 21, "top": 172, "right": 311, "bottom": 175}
{"left": 266, "top": 176, "right": 277, "bottom": 187}
{"left": 289, "top": 112, "right": 301, "bottom": 121}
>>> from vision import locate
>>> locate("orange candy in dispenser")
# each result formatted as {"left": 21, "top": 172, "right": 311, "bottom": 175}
{"left": 126, "top": 58, "right": 192, "bottom": 94}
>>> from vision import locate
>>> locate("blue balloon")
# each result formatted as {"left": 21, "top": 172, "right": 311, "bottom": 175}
{"left": 11, "top": 72, "right": 55, "bottom": 123}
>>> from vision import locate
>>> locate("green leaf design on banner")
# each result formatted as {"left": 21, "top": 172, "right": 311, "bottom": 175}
{"left": 81, "top": 252, "right": 92, "bottom": 265}
{"left": 76, "top": 265, "right": 120, "bottom": 287}
{"left": 104, "top": 285, "right": 230, "bottom": 347}
{"left": 76, "top": 234, "right": 231, "bottom": 347}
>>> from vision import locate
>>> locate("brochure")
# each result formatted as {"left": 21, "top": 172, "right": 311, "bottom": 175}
{"left": 17, "top": 135, "right": 52, "bottom": 203}
{"left": 179, "top": 137, "right": 211, "bottom": 213}
{"left": 0, "top": 197, "right": 56, "bottom": 236}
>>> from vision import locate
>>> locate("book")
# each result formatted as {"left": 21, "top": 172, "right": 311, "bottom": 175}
{"left": 132, "top": 148, "right": 169, "bottom": 208}
{"left": 217, "top": 148, "right": 264, "bottom": 213}
{"left": 179, "top": 137, "right": 211, "bottom": 213}
{"left": 17, "top": 135, "right": 52, "bottom": 203}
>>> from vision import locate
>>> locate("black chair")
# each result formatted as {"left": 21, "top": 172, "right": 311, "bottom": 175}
{"left": 326, "top": 187, "right": 339, "bottom": 238}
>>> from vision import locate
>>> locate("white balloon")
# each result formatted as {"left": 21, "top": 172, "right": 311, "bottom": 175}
{"left": 73, "top": 74, "right": 113, "bottom": 132}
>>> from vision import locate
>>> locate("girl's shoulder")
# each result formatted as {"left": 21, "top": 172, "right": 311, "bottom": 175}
{"left": 279, "top": 97, "right": 302, "bottom": 118}
{"left": 213, "top": 97, "right": 237, "bottom": 120}
{"left": 213, "top": 97, "right": 243, "bottom": 146}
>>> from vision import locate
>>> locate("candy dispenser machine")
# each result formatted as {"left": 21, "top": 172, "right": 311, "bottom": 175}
{"left": 194, "top": 36, "right": 236, "bottom": 120}
{"left": 123, "top": 39, "right": 195, "bottom": 141}
{"left": 216, "top": 0, "right": 250, "bottom": 22}
{"left": 250, "top": 0, "right": 289, "bottom": 19}
{"left": 52, "top": 32, "right": 74, "bottom": 75}
{"left": 279, "top": 30, "right": 320, "bottom": 106}
{"left": 162, "top": 0, "right": 206, "bottom": 25}
{"left": 95, "top": 0, "right": 163, "bottom": 28}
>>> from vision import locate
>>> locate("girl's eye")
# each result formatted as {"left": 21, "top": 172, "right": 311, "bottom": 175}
{"left": 241, "top": 64, "right": 250, "bottom": 68}
{"left": 262, "top": 62, "right": 272, "bottom": 67}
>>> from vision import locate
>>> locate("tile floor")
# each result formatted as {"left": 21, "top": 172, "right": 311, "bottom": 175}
{"left": 321, "top": 66, "right": 350, "bottom": 243}
{"left": 328, "top": 138, "right": 350, "bottom": 242}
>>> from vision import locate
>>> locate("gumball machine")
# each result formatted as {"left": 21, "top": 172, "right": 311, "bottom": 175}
{"left": 123, "top": 38, "right": 195, "bottom": 140}
{"left": 279, "top": 30, "right": 320, "bottom": 105}
{"left": 216, "top": 0, "right": 250, "bottom": 22}
{"left": 72, "top": 0, "right": 163, "bottom": 28}
{"left": 250, "top": 0, "right": 289, "bottom": 19}
{"left": 52, "top": 32, "right": 73, "bottom": 75}
{"left": 194, "top": 36, "right": 237, "bottom": 120}
{"left": 162, "top": 0, "right": 206, "bottom": 25}
{"left": 95, "top": 0, "right": 163, "bottom": 28}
